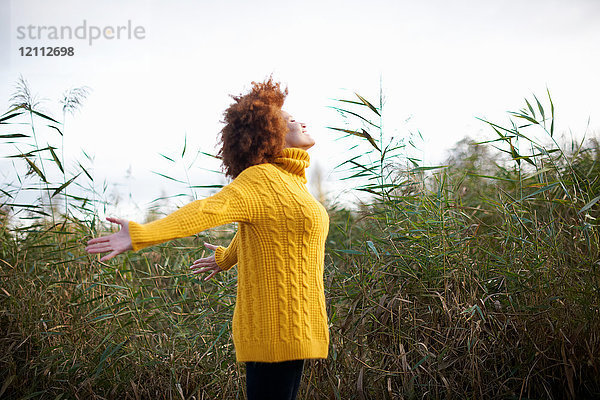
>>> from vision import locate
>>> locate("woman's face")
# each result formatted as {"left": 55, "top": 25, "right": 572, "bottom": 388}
{"left": 282, "top": 110, "right": 315, "bottom": 151}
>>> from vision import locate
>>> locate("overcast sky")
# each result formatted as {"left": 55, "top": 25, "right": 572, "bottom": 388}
{"left": 1, "top": 0, "right": 599, "bottom": 220}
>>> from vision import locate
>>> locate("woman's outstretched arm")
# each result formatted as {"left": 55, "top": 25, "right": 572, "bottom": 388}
{"left": 85, "top": 170, "right": 255, "bottom": 260}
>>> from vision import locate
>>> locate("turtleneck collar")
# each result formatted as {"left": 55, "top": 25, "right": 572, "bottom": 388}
{"left": 272, "top": 147, "right": 311, "bottom": 183}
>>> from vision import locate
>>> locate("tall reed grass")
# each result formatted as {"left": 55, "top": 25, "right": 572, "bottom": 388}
{"left": 322, "top": 86, "right": 599, "bottom": 399}
{"left": 1, "top": 77, "right": 598, "bottom": 399}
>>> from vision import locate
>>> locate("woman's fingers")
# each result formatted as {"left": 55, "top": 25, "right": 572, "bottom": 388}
{"left": 86, "top": 244, "right": 114, "bottom": 253}
{"left": 191, "top": 257, "right": 213, "bottom": 264}
{"left": 87, "top": 237, "right": 110, "bottom": 245}
{"left": 190, "top": 265, "right": 223, "bottom": 280}
{"left": 191, "top": 254, "right": 215, "bottom": 266}
{"left": 204, "top": 269, "right": 219, "bottom": 281}
{"left": 190, "top": 264, "right": 215, "bottom": 272}
{"left": 86, "top": 241, "right": 113, "bottom": 250}
{"left": 106, "top": 216, "right": 126, "bottom": 225}
{"left": 100, "top": 250, "right": 119, "bottom": 262}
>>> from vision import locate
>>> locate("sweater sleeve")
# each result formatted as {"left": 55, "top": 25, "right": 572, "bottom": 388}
{"left": 214, "top": 229, "right": 239, "bottom": 271}
{"left": 128, "top": 174, "right": 254, "bottom": 252}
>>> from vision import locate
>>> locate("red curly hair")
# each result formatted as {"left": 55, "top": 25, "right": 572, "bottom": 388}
{"left": 217, "top": 76, "right": 289, "bottom": 179}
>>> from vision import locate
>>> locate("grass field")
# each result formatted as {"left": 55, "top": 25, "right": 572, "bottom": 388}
{"left": 1, "top": 78, "right": 599, "bottom": 399}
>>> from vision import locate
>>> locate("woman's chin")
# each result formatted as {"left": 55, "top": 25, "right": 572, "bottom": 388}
{"left": 302, "top": 141, "right": 315, "bottom": 150}
{"left": 304, "top": 136, "right": 316, "bottom": 148}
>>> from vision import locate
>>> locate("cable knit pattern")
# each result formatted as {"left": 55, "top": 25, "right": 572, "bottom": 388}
{"left": 296, "top": 193, "right": 315, "bottom": 340}
{"left": 268, "top": 172, "right": 301, "bottom": 343}
{"left": 128, "top": 147, "right": 330, "bottom": 362}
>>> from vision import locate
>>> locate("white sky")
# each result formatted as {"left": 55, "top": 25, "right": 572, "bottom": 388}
{"left": 1, "top": 0, "right": 600, "bottom": 220}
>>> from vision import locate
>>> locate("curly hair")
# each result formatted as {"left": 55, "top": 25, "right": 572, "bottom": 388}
{"left": 217, "top": 76, "right": 289, "bottom": 179}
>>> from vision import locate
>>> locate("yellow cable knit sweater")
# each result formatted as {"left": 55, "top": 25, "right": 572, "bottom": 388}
{"left": 128, "top": 147, "right": 330, "bottom": 362}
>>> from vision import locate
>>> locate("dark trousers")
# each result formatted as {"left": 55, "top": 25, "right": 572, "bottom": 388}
{"left": 245, "top": 359, "right": 305, "bottom": 400}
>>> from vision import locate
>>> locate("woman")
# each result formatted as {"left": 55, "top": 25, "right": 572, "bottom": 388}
{"left": 85, "top": 76, "right": 330, "bottom": 400}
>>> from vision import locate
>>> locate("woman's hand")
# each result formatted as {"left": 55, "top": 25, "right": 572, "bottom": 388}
{"left": 189, "top": 242, "right": 223, "bottom": 281}
{"left": 86, "top": 217, "right": 133, "bottom": 262}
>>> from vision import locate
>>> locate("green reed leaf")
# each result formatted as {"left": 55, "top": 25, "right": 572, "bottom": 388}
{"left": 547, "top": 88, "right": 555, "bottom": 137}
{"left": 333, "top": 99, "right": 363, "bottom": 106}
{"left": 0, "top": 112, "right": 23, "bottom": 123}
{"left": 24, "top": 156, "right": 47, "bottom": 182}
{"left": 94, "top": 338, "right": 129, "bottom": 378}
{"left": 335, "top": 249, "right": 364, "bottom": 255}
{"left": 366, "top": 240, "right": 379, "bottom": 258}
{"left": 512, "top": 182, "right": 560, "bottom": 204}
{"left": 52, "top": 173, "right": 80, "bottom": 198}
{"left": 525, "top": 98, "right": 535, "bottom": 118}
{"left": 1, "top": 104, "right": 26, "bottom": 115}
{"left": 30, "top": 109, "right": 60, "bottom": 124}
{"left": 159, "top": 153, "right": 175, "bottom": 163}
{"left": 326, "top": 106, "right": 380, "bottom": 129}
{"left": 578, "top": 194, "right": 600, "bottom": 214}
{"left": 3, "top": 203, "right": 41, "bottom": 208}
{"left": 151, "top": 171, "right": 186, "bottom": 184}
{"left": 78, "top": 162, "right": 93, "bottom": 181}
{"left": 48, "top": 145, "right": 64, "bottom": 173}
{"left": 188, "top": 184, "right": 224, "bottom": 189}
{"left": 508, "top": 112, "right": 539, "bottom": 125}
{"left": 198, "top": 151, "right": 221, "bottom": 160}
{"left": 411, "top": 355, "right": 429, "bottom": 371}
{"left": 410, "top": 165, "right": 447, "bottom": 172}
{"left": 326, "top": 127, "right": 380, "bottom": 151}
{"left": 361, "top": 129, "right": 380, "bottom": 151}
{"left": 355, "top": 93, "right": 381, "bottom": 116}
{"left": 533, "top": 94, "right": 545, "bottom": 122}
{"left": 48, "top": 124, "right": 63, "bottom": 136}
